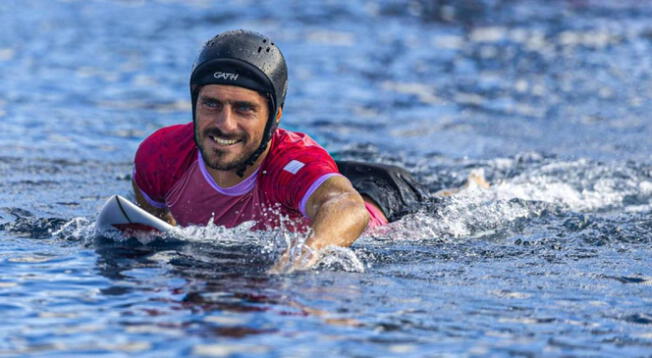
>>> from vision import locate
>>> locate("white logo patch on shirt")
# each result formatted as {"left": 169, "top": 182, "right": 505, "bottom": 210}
{"left": 283, "top": 160, "right": 305, "bottom": 174}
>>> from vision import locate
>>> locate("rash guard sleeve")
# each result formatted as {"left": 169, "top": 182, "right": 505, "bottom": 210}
{"left": 261, "top": 130, "right": 342, "bottom": 217}
{"left": 132, "top": 123, "right": 197, "bottom": 208}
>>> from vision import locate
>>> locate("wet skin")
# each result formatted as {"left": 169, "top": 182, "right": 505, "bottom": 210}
{"left": 194, "top": 84, "right": 273, "bottom": 187}
{"left": 134, "top": 84, "right": 371, "bottom": 272}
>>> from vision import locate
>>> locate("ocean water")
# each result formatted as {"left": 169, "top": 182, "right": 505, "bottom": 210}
{"left": 1, "top": 0, "right": 652, "bottom": 356}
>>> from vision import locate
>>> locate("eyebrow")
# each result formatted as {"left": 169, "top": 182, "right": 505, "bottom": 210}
{"left": 199, "top": 96, "right": 261, "bottom": 109}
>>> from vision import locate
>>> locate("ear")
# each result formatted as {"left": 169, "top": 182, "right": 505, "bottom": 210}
{"left": 275, "top": 107, "right": 283, "bottom": 123}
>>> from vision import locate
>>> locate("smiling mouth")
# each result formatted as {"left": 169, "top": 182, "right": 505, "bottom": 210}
{"left": 209, "top": 135, "right": 241, "bottom": 146}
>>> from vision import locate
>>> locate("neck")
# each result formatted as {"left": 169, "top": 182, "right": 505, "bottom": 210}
{"left": 205, "top": 145, "right": 271, "bottom": 188}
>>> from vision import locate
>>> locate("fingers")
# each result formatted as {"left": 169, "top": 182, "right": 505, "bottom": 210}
{"left": 267, "top": 252, "right": 289, "bottom": 274}
{"left": 268, "top": 244, "right": 320, "bottom": 274}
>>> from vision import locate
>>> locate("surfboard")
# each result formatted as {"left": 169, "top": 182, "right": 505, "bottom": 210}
{"left": 96, "top": 195, "right": 175, "bottom": 235}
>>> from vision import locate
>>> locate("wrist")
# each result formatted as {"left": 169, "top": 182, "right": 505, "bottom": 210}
{"left": 304, "top": 236, "right": 326, "bottom": 251}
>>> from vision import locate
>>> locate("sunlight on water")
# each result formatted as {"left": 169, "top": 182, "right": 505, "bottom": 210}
{"left": 47, "top": 215, "right": 369, "bottom": 275}
{"left": 2, "top": 0, "right": 652, "bottom": 356}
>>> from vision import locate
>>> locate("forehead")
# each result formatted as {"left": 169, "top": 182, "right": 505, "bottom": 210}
{"left": 198, "top": 84, "right": 266, "bottom": 103}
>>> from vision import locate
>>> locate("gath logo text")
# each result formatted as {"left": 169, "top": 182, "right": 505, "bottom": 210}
{"left": 213, "top": 72, "right": 239, "bottom": 81}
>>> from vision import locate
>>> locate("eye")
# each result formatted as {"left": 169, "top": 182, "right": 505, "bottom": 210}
{"left": 201, "top": 98, "right": 221, "bottom": 110}
{"left": 234, "top": 102, "right": 256, "bottom": 114}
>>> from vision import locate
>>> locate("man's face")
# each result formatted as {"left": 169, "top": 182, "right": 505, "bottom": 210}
{"left": 194, "top": 84, "right": 269, "bottom": 172}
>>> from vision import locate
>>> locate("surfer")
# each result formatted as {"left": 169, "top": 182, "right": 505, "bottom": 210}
{"left": 131, "top": 30, "right": 481, "bottom": 271}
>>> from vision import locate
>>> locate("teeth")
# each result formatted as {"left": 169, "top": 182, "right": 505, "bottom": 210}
{"left": 210, "top": 136, "right": 239, "bottom": 145}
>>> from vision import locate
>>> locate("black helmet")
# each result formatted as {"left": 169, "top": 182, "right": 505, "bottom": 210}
{"left": 190, "top": 29, "right": 288, "bottom": 176}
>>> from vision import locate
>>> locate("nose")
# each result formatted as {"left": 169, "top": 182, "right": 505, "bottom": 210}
{"left": 215, "top": 105, "right": 238, "bottom": 133}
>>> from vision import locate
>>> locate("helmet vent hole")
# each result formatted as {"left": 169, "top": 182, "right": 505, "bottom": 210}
{"left": 266, "top": 48, "right": 270, "bottom": 52}
{"left": 258, "top": 46, "right": 262, "bottom": 53}
{"left": 263, "top": 39, "right": 267, "bottom": 43}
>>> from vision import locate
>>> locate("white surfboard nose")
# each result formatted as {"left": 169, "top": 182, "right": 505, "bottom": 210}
{"left": 96, "top": 195, "right": 130, "bottom": 230}
{"left": 96, "top": 195, "right": 175, "bottom": 234}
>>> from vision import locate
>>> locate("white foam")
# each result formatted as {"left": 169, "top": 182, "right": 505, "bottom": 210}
{"left": 488, "top": 159, "right": 639, "bottom": 211}
{"left": 51, "top": 217, "right": 95, "bottom": 242}
{"left": 84, "top": 216, "right": 365, "bottom": 274}
{"left": 386, "top": 158, "right": 648, "bottom": 241}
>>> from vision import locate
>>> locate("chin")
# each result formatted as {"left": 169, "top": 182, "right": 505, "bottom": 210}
{"left": 203, "top": 151, "right": 251, "bottom": 172}
{"left": 198, "top": 138, "right": 260, "bottom": 172}
{"left": 207, "top": 157, "right": 242, "bottom": 171}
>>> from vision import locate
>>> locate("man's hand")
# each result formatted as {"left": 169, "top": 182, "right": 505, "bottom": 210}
{"left": 132, "top": 180, "right": 177, "bottom": 225}
{"left": 269, "top": 175, "right": 369, "bottom": 274}
{"left": 268, "top": 243, "right": 319, "bottom": 274}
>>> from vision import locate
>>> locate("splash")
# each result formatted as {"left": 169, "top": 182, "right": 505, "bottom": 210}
{"left": 380, "top": 156, "right": 652, "bottom": 243}
{"left": 316, "top": 245, "right": 365, "bottom": 272}
{"left": 89, "top": 216, "right": 366, "bottom": 274}
{"left": 488, "top": 158, "right": 649, "bottom": 212}
{"left": 51, "top": 217, "right": 95, "bottom": 242}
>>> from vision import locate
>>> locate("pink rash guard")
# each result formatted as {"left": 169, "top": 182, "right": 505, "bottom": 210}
{"left": 133, "top": 123, "right": 387, "bottom": 231}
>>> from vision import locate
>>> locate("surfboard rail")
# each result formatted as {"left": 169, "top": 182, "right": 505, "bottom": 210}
{"left": 96, "top": 195, "right": 175, "bottom": 235}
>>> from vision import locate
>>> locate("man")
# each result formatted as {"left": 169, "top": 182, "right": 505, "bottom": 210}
{"left": 132, "top": 30, "right": 429, "bottom": 269}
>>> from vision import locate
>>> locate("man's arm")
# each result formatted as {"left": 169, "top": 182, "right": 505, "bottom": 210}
{"left": 268, "top": 174, "right": 371, "bottom": 274}
{"left": 131, "top": 180, "right": 177, "bottom": 226}
{"left": 303, "top": 175, "right": 369, "bottom": 250}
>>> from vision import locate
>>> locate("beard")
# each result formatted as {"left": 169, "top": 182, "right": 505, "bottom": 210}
{"left": 195, "top": 127, "right": 258, "bottom": 171}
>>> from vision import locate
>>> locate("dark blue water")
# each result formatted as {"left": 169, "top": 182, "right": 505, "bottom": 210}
{"left": 2, "top": 0, "right": 652, "bottom": 356}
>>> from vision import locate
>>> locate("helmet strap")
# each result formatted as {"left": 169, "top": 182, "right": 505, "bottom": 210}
{"left": 235, "top": 93, "right": 278, "bottom": 177}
